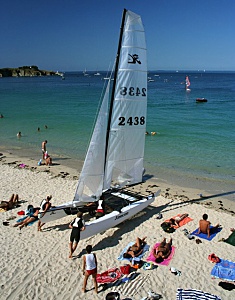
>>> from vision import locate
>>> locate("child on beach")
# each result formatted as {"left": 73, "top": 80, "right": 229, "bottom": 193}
{"left": 82, "top": 245, "right": 98, "bottom": 294}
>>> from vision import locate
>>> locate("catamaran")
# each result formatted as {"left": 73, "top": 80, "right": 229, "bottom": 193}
{"left": 39, "top": 9, "right": 160, "bottom": 240}
{"left": 185, "top": 75, "right": 191, "bottom": 91}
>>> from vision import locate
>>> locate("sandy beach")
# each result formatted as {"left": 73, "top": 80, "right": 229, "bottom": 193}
{"left": 0, "top": 151, "right": 234, "bottom": 300}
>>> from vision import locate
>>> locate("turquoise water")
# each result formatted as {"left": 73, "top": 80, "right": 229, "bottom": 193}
{"left": 0, "top": 72, "right": 235, "bottom": 196}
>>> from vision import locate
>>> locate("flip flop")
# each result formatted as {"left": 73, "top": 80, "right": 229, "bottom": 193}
{"left": 187, "top": 234, "right": 194, "bottom": 240}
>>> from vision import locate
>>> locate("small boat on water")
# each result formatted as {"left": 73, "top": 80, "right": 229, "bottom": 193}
{"left": 196, "top": 98, "right": 207, "bottom": 103}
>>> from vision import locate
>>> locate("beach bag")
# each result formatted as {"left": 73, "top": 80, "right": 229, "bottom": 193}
{"left": 131, "top": 257, "right": 142, "bottom": 269}
{"left": 120, "top": 264, "right": 130, "bottom": 275}
{"left": 161, "top": 222, "right": 175, "bottom": 233}
{"left": 208, "top": 253, "right": 220, "bottom": 263}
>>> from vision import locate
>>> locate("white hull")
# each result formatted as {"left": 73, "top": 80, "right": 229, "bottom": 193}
{"left": 80, "top": 190, "right": 160, "bottom": 240}
{"left": 39, "top": 190, "right": 160, "bottom": 238}
{"left": 38, "top": 201, "right": 82, "bottom": 223}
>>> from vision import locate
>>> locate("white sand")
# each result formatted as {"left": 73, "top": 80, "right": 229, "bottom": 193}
{"left": 0, "top": 153, "right": 234, "bottom": 300}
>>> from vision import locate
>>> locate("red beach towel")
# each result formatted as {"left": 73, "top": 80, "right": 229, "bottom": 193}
{"left": 97, "top": 267, "right": 122, "bottom": 284}
{"left": 164, "top": 214, "right": 193, "bottom": 229}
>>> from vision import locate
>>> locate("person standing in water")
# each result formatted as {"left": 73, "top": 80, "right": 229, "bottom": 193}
{"left": 41, "top": 140, "right": 47, "bottom": 159}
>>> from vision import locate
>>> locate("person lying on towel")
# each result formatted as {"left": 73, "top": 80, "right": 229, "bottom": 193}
{"left": 167, "top": 213, "right": 189, "bottom": 228}
{"left": 153, "top": 237, "right": 172, "bottom": 263}
{"left": 123, "top": 237, "right": 146, "bottom": 259}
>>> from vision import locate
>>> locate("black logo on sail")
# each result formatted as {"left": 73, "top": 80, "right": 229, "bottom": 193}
{"left": 128, "top": 54, "right": 141, "bottom": 64}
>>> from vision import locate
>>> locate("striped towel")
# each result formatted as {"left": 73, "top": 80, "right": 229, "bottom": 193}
{"left": 113, "top": 273, "right": 149, "bottom": 297}
{"left": 176, "top": 288, "right": 222, "bottom": 300}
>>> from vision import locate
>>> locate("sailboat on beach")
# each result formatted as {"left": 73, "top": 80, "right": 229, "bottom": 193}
{"left": 39, "top": 9, "right": 160, "bottom": 240}
{"left": 185, "top": 75, "right": 191, "bottom": 91}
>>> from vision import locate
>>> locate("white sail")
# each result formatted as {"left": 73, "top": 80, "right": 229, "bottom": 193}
{"left": 104, "top": 10, "right": 147, "bottom": 189}
{"left": 74, "top": 81, "right": 110, "bottom": 203}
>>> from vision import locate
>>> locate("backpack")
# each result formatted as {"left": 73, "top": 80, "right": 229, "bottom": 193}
{"left": 161, "top": 222, "right": 175, "bottom": 233}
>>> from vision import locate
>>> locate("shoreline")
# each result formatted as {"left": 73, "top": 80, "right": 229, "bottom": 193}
{"left": 0, "top": 150, "right": 234, "bottom": 217}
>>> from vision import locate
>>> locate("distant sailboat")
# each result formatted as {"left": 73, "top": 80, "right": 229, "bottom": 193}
{"left": 185, "top": 75, "right": 191, "bottom": 91}
{"left": 83, "top": 68, "right": 89, "bottom": 76}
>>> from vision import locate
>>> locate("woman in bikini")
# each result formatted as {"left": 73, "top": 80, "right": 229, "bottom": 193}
{"left": 153, "top": 237, "right": 172, "bottom": 263}
{"left": 0, "top": 194, "right": 19, "bottom": 211}
{"left": 123, "top": 237, "right": 147, "bottom": 258}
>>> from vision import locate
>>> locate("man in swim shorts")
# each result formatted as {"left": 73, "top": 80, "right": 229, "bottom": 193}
{"left": 69, "top": 212, "right": 86, "bottom": 258}
{"left": 197, "top": 213, "right": 220, "bottom": 238}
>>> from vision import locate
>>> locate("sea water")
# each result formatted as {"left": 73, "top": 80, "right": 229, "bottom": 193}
{"left": 0, "top": 72, "right": 234, "bottom": 200}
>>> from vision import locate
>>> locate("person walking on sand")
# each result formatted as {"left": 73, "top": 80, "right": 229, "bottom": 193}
{"left": 41, "top": 140, "right": 47, "bottom": 159}
{"left": 69, "top": 212, "right": 85, "bottom": 258}
{"left": 38, "top": 195, "right": 52, "bottom": 231}
{"left": 197, "top": 213, "right": 220, "bottom": 238}
{"left": 82, "top": 245, "right": 98, "bottom": 294}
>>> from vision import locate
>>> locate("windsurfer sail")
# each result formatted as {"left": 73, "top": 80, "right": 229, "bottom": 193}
{"left": 185, "top": 75, "right": 191, "bottom": 91}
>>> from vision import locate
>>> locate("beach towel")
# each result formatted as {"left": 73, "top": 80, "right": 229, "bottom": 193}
{"left": 164, "top": 214, "right": 193, "bottom": 229}
{"left": 16, "top": 216, "right": 37, "bottom": 226}
{"left": 146, "top": 242, "right": 175, "bottom": 266}
{"left": 191, "top": 226, "right": 222, "bottom": 241}
{"left": 97, "top": 267, "right": 122, "bottom": 284}
{"left": 211, "top": 259, "right": 235, "bottom": 281}
{"left": 176, "top": 288, "right": 222, "bottom": 300}
{"left": 117, "top": 242, "right": 149, "bottom": 261}
{"left": 224, "top": 231, "right": 235, "bottom": 246}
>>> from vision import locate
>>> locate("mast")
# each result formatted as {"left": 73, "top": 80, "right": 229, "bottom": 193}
{"left": 104, "top": 9, "right": 127, "bottom": 170}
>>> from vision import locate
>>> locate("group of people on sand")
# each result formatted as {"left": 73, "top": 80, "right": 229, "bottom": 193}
{"left": 122, "top": 213, "right": 224, "bottom": 266}
{"left": 12, "top": 195, "right": 53, "bottom": 231}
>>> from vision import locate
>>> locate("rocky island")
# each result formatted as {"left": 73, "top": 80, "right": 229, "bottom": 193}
{"left": 0, "top": 65, "right": 59, "bottom": 77}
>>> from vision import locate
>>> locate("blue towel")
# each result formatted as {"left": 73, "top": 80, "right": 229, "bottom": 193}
{"left": 191, "top": 226, "right": 222, "bottom": 241}
{"left": 16, "top": 216, "right": 37, "bottom": 226}
{"left": 176, "top": 288, "right": 221, "bottom": 300}
{"left": 211, "top": 259, "right": 235, "bottom": 281}
{"left": 117, "top": 242, "right": 149, "bottom": 261}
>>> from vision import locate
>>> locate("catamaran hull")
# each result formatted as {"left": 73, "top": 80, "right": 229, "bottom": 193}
{"left": 38, "top": 201, "right": 89, "bottom": 223}
{"left": 80, "top": 190, "right": 160, "bottom": 240}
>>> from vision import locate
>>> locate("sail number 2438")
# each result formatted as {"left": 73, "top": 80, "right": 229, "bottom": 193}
{"left": 120, "top": 87, "right": 146, "bottom": 97}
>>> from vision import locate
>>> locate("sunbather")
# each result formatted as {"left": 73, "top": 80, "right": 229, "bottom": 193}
{"left": 153, "top": 237, "right": 172, "bottom": 263}
{"left": 14, "top": 207, "right": 40, "bottom": 230}
{"left": 197, "top": 213, "right": 220, "bottom": 238}
{"left": 123, "top": 237, "right": 147, "bottom": 258}
{"left": 0, "top": 194, "right": 19, "bottom": 211}
{"left": 168, "top": 213, "right": 189, "bottom": 228}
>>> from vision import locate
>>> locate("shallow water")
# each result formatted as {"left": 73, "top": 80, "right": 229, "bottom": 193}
{"left": 0, "top": 71, "right": 234, "bottom": 200}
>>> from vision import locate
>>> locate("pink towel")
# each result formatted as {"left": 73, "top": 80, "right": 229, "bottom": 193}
{"left": 146, "top": 242, "right": 175, "bottom": 266}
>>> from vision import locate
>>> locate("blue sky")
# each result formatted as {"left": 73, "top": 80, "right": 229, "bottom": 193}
{"left": 1, "top": 0, "right": 235, "bottom": 71}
